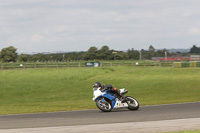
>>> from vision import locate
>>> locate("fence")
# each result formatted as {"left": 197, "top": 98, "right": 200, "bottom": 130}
{"left": 0, "top": 61, "right": 174, "bottom": 70}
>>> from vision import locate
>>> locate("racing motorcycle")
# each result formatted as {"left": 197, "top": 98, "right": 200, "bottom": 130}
{"left": 93, "top": 87, "right": 139, "bottom": 112}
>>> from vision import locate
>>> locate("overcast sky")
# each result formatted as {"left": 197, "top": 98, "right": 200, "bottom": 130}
{"left": 1, "top": 0, "right": 200, "bottom": 53}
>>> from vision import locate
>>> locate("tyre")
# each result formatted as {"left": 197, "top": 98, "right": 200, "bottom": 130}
{"left": 96, "top": 98, "right": 112, "bottom": 112}
{"left": 126, "top": 96, "right": 139, "bottom": 110}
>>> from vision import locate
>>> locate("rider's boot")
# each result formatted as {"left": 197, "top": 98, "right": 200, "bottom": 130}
{"left": 120, "top": 95, "right": 126, "bottom": 103}
{"left": 116, "top": 90, "right": 126, "bottom": 103}
{"left": 114, "top": 89, "right": 127, "bottom": 103}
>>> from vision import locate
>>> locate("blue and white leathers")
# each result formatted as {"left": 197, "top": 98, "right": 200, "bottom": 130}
{"left": 93, "top": 87, "right": 128, "bottom": 109}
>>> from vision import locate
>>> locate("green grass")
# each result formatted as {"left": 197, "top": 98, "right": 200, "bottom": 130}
{"left": 0, "top": 66, "right": 200, "bottom": 114}
{"left": 161, "top": 130, "right": 200, "bottom": 133}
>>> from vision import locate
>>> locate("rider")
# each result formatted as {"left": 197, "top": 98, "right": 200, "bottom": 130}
{"left": 93, "top": 82, "right": 127, "bottom": 103}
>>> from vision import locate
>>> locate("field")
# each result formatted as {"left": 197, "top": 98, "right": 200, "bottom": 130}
{"left": 0, "top": 66, "right": 200, "bottom": 114}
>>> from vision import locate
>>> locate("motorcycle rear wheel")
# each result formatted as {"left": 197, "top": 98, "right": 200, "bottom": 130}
{"left": 126, "top": 96, "right": 139, "bottom": 110}
{"left": 96, "top": 98, "right": 112, "bottom": 112}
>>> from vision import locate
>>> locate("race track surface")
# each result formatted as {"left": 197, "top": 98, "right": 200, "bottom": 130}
{"left": 0, "top": 102, "right": 200, "bottom": 129}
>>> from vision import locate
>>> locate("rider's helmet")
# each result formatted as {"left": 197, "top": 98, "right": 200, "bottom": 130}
{"left": 93, "top": 82, "right": 101, "bottom": 91}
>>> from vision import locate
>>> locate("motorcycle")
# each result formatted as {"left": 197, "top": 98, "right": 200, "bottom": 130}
{"left": 93, "top": 87, "right": 139, "bottom": 112}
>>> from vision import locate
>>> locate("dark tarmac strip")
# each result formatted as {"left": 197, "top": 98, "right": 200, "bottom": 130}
{"left": 0, "top": 102, "right": 200, "bottom": 130}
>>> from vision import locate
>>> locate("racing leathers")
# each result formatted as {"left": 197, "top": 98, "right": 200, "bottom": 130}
{"left": 101, "top": 85, "right": 126, "bottom": 103}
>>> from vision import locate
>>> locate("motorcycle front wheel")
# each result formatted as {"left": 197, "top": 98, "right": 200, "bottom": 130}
{"left": 126, "top": 96, "right": 139, "bottom": 110}
{"left": 96, "top": 98, "right": 112, "bottom": 112}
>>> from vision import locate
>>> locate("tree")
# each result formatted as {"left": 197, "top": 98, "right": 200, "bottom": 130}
{"left": 155, "top": 49, "right": 167, "bottom": 57}
{"left": 148, "top": 45, "right": 155, "bottom": 52}
{"left": 97, "top": 45, "right": 111, "bottom": 60}
{"left": 18, "top": 54, "right": 29, "bottom": 62}
{"left": 127, "top": 48, "right": 139, "bottom": 60}
{"left": 115, "top": 51, "right": 128, "bottom": 60}
{"left": 0, "top": 46, "right": 18, "bottom": 62}
{"left": 148, "top": 45, "right": 156, "bottom": 59}
{"left": 83, "top": 46, "right": 98, "bottom": 60}
{"left": 190, "top": 45, "right": 200, "bottom": 53}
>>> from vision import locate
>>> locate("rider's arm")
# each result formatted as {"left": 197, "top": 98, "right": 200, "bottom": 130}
{"left": 101, "top": 85, "right": 113, "bottom": 91}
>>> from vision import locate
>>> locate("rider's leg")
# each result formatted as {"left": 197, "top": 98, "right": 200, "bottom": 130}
{"left": 114, "top": 89, "right": 126, "bottom": 103}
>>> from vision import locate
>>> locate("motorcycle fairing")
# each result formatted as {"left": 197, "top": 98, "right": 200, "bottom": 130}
{"left": 113, "top": 99, "right": 128, "bottom": 109}
{"left": 102, "top": 93, "right": 117, "bottom": 109}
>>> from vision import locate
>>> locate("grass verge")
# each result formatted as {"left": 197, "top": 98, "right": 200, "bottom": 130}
{"left": 0, "top": 66, "right": 200, "bottom": 114}
{"left": 161, "top": 130, "right": 200, "bottom": 133}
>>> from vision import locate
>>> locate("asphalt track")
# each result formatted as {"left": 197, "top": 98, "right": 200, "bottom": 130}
{"left": 0, "top": 102, "right": 200, "bottom": 130}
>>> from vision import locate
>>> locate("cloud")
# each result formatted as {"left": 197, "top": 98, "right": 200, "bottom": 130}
{"left": 31, "top": 34, "right": 44, "bottom": 42}
{"left": 188, "top": 27, "right": 200, "bottom": 35}
{"left": 1, "top": 0, "right": 200, "bottom": 52}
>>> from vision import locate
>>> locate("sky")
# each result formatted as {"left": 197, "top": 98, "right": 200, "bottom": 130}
{"left": 1, "top": 0, "right": 200, "bottom": 53}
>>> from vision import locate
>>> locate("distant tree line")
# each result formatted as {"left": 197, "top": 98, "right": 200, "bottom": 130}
{"left": 0, "top": 45, "right": 200, "bottom": 62}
